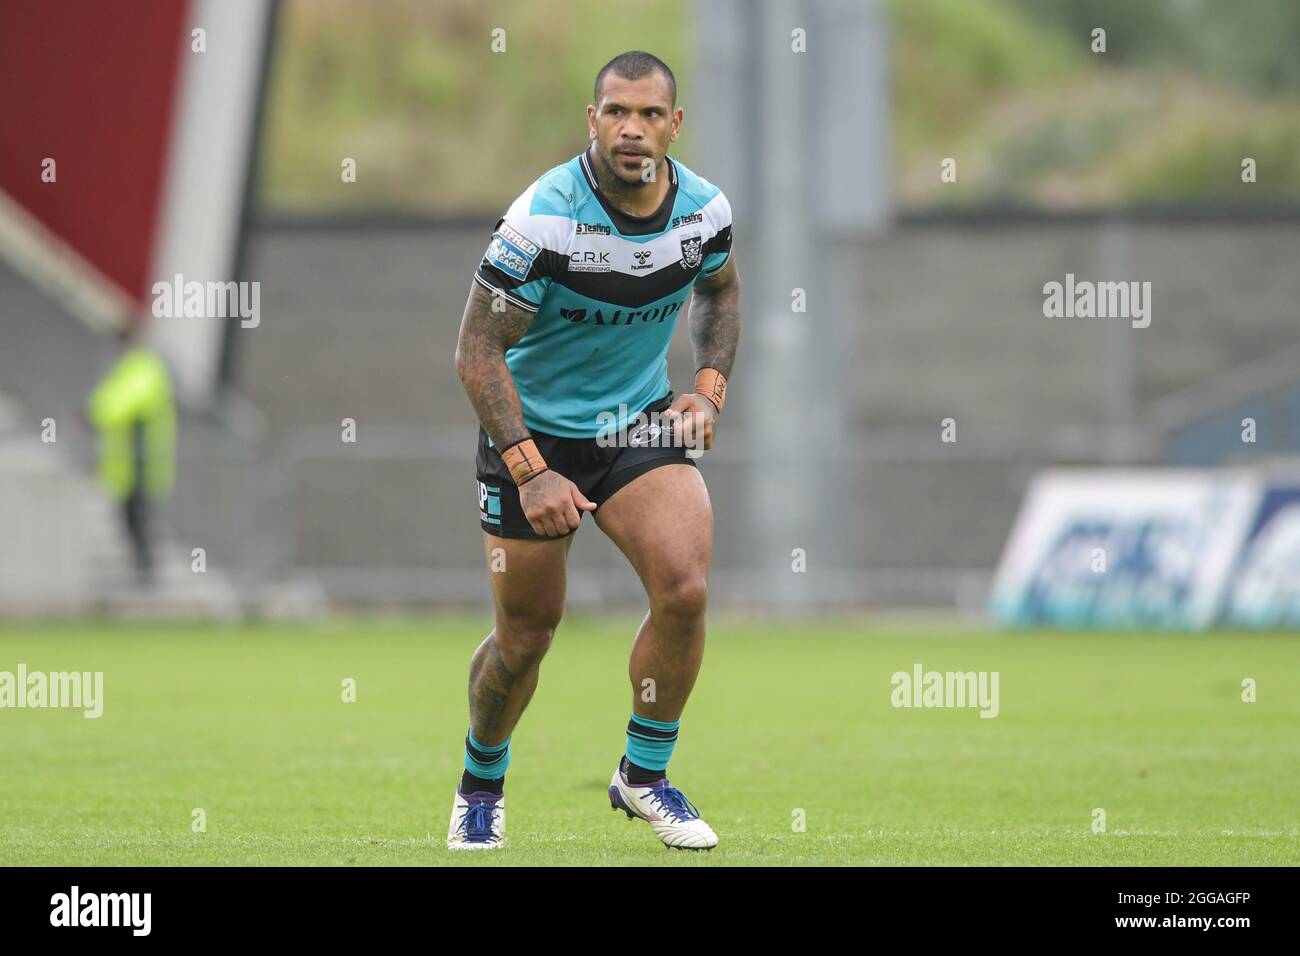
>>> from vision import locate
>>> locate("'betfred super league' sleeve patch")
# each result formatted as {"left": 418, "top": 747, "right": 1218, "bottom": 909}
{"left": 484, "top": 221, "right": 540, "bottom": 282}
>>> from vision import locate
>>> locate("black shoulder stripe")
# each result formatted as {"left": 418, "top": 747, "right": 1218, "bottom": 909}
{"left": 702, "top": 225, "right": 731, "bottom": 257}
{"left": 472, "top": 273, "right": 540, "bottom": 312}
{"left": 476, "top": 248, "right": 569, "bottom": 292}
{"left": 475, "top": 260, "right": 526, "bottom": 292}
{"left": 539, "top": 248, "right": 569, "bottom": 275}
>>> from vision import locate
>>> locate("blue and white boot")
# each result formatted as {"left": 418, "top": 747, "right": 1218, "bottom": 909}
{"left": 609, "top": 761, "right": 718, "bottom": 850}
{"left": 447, "top": 790, "right": 505, "bottom": 850}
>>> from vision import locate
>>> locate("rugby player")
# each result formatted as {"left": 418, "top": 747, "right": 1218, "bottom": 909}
{"left": 448, "top": 51, "right": 740, "bottom": 851}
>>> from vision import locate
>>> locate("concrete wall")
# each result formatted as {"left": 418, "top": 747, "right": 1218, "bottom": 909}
{"left": 228, "top": 217, "right": 1300, "bottom": 606}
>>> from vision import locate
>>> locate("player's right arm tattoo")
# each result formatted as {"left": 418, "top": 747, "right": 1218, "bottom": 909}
{"left": 455, "top": 282, "right": 535, "bottom": 447}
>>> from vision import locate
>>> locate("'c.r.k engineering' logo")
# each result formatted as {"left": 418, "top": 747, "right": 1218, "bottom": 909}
{"left": 568, "top": 250, "right": 611, "bottom": 273}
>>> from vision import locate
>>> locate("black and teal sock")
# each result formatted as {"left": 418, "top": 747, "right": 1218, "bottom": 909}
{"left": 623, "top": 713, "right": 680, "bottom": 784}
{"left": 459, "top": 768, "right": 505, "bottom": 796}
{"left": 460, "top": 730, "right": 509, "bottom": 796}
{"left": 621, "top": 755, "right": 663, "bottom": 786}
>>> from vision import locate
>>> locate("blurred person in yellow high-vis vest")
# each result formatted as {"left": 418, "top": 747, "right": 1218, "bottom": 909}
{"left": 87, "top": 328, "right": 177, "bottom": 585}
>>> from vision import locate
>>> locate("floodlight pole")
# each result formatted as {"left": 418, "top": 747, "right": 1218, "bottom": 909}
{"left": 695, "top": 0, "right": 892, "bottom": 607}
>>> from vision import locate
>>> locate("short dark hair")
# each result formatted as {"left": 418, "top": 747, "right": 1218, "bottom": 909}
{"left": 594, "top": 51, "right": 676, "bottom": 107}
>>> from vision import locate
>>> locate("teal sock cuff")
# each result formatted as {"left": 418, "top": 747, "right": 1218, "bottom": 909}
{"left": 629, "top": 713, "right": 681, "bottom": 732}
{"left": 467, "top": 730, "right": 509, "bottom": 754}
{"left": 625, "top": 713, "right": 680, "bottom": 772}
{"left": 465, "top": 729, "right": 511, "bottom": 779}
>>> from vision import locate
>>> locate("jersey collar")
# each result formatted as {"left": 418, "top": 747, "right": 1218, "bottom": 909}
{"left": 580, "top": 145, "right": 678, "bottom": 237}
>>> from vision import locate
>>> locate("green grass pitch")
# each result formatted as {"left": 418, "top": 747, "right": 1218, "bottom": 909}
{"left": 1, "top": 615, "right": 1297, "bottom": 866}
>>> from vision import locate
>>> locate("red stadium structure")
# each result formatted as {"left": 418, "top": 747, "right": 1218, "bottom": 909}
{"left": 0, "top": 0, "right": 276, "bottom": 403}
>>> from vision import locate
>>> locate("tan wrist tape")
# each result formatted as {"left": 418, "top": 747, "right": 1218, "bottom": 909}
{"left": 501, "top": 438, "right": 547, "bottom": 486}
{"left": 694, "top": 367, "right": 727, "bottom": 413}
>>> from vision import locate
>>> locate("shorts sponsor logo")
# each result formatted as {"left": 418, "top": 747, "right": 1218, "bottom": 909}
{"left": 595, "top": 404, "right": 703, "bottom": 459}
{"left": 478, "top": 481, "right": 501, "bottom": 524}
{"left": 627, "top": 420, "right": 662, "bottom": 446}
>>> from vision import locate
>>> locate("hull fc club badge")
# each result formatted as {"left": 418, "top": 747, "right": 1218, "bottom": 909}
{"left": 680, "top": 231, "right": 702, "bottom": 269}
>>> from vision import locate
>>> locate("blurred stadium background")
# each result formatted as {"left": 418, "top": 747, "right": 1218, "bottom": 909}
{"left": 3, "top": 0, "right": 1300, "bottom": 623}
{"left": 4, "top": 0, "right": 1300, "bottom": 871}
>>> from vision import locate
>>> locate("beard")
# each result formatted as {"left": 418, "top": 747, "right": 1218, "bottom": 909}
{"left": 595, "top": 143, "right": 659, "bottom": 192}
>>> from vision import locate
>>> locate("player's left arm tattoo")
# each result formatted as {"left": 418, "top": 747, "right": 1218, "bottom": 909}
{"left": 687, "top": 254, "right": 740, "bottom": 379}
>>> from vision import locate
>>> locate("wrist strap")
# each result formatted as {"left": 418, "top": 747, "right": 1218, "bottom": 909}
{"left": 501, "top": 437, "right": 547, "bottom": 486}
{"left": 694, "top": 367, "right": 727, "bottom": 414}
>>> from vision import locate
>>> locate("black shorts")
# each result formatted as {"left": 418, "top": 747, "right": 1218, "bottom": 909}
{"left": 475, "top": 393, "right": 698, "bottom": 539}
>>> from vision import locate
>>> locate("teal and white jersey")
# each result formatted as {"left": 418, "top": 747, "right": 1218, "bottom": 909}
{"left": 473, "top": 146, "right": 733, "bottom": 438}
